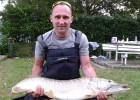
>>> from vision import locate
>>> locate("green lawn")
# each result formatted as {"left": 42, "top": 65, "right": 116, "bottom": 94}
{"left": 0, "top": 58, "right": 139, "bottom": 100}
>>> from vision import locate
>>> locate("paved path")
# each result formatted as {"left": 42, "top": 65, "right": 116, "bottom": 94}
{"left": 91, "top": 59, "right": 140, "bottom": 69}
{"left": 0, "top": 55, "right": 7, "bottom": 61}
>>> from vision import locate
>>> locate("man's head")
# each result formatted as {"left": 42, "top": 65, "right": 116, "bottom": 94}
{"left": 50, "top": 1, "right": 73, "bottom": 37}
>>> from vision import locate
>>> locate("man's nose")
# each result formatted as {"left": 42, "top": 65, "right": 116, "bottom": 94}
{"left": 59, "top": 18, "right": 65, "bottom": 24}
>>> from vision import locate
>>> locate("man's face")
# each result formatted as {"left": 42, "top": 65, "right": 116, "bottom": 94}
{"left": 50, "top": 5, "right": 73, "bottom": 35}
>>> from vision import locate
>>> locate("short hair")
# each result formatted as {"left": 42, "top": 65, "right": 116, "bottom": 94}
{"left": 52, "top": 1, "right": 72, "bottom": 11}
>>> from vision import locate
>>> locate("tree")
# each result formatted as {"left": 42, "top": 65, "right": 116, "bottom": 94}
{"left": 72, "top": 0, "right": 140, "bottom": 17}
{"left": 0, "top": 0, "right": 140, "bottom": 42}
{"left": 0, "top": 0, "right": 52, "bottom": 42}
{"left": 0, "top": 0, "right": 73, "bottom": 42}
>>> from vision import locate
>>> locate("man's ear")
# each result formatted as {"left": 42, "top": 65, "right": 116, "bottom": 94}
{"left": 50, "top": 15, "right": 52, "bottom": 22}
{"left": 71, "top": 16, "right": 73, "bottom": 23}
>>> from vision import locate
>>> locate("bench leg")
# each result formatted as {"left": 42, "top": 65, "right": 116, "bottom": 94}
{"left": 108, "top": 51, "right": 111, "bottom": 59}
{"left": 124, "top": 57, "right": 127, "bottom": 65}
{"left": 121, "top": 53, "right": 128, "bottom": 65}
{"left": 106, "top": 51, "right": 111, "bottom": 59}
{"left": 121, "top": 57, "right": 123, "bottom": 64}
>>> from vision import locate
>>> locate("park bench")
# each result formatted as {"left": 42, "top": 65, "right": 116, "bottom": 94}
{"left": 102, "top": 43, "right": 140, "bottom": 65}
{"left": 102, "top": 44, "right": 118, "bottom": 59}
{"left": 117, "top": 45, "right": 140, "bottom": 65}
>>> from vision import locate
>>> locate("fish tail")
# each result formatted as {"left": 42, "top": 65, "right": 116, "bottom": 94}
{"left": 8, "top": 89, "right": 13, "bottom": 96}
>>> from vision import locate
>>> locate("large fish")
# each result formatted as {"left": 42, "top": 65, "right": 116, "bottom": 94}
{"left": 10, "top": 76, "right": 130, "bottom": 100}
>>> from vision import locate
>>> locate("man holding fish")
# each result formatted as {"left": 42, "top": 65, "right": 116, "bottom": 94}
{"left": 23, "top": 1, "right": 109, "bottom": 100}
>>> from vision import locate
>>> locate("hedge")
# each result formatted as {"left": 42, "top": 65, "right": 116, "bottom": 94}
{"left": 9, "top": 42, "right": 35, "bottom": 57}
{"left": 72, "top": 15, "right": 140, "bottom": 43}
{"left": 1, "top": 15, "right": 140, "bottom": 57}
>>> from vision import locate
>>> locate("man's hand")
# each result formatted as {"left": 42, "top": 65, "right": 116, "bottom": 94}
{"left": 97, "top": 90, "right": 108, "bottom": 100}
{"left": 27, "top": 86, "right": 44, "bottom": 97}
{"left": 97, "top": 90, "right": 115, "bottom": 100}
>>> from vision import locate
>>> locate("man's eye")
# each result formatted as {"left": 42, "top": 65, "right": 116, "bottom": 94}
{"left": 55, "top": 16, "right": 61, "bottom": 19}
{"left": 54, "top": 16, "right": 69, "bottom": 19}
{"left": 63, "top": 16, "right": 69, "bottom": 19}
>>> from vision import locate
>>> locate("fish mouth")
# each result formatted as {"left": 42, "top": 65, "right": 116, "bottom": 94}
{"left": 105, "top": 84, "right": 130, "bottom": 95}
{"left": 121, "top": 84, "right": 129, "bottom": 88}
{"left": 106, "top": 84, "right": 130, "bottom": 91}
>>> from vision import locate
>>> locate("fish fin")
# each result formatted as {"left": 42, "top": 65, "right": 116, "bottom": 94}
{"left": 84, "top": 91, "right": 97, "bottom": 98}
{"left": 45, "top": 90, "right": 54, "bottom": 98}
{"left": 8, "top": 88, "right": 23, "bottom": 96}
{"left": 85, "top": 93, "right": 97, "bottom": 98}
{"left": 10, "top": 86, "right": 28, "bottom": 94}
{"left": 8, "top": 89, "right": 13, "bottom": 96}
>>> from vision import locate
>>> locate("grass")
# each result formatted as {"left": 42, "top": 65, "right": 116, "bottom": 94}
{"left": 0, "top": 58, "right": 140, "bottom": 100}
{"left": 0, "top": 58, "right": 33, "bottom": 100}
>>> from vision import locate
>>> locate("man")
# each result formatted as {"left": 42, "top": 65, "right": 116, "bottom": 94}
{"left": 24, "top": 1, "right": 108, "bottom": 100}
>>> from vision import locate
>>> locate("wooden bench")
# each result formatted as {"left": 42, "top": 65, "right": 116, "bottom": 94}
{"left": 102, "top": 43, "right": 140, "bottom": 65}
{"left": 117, "top": 45, "right": 140, "bottom": 65}
{"left": 102, "top": 44, "right": 119, "bottom": 59}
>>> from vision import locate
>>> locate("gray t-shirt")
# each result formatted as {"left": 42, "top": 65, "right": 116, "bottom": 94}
{"left": 35, "top": 28, "right": 89, "bottom": 58}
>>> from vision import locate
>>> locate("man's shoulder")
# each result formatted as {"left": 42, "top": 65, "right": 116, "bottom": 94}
{"left": 71, "top": 28, "right": 87, "bottom": 40}
{"left": 42, "top": 30, "right": 53, "bottom": 39}
{"left": 71, "top": 28, "right": 83, "bottom": 38}
{"left": 37, "top": 30, "right": 53, "bottom": 46}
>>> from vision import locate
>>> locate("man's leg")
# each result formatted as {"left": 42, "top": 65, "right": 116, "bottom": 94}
{"left": 85, "top": 97, "right": 97, "bottom": 100}
{"left": 12, "top": 94, "right": 51, "bottom": 100}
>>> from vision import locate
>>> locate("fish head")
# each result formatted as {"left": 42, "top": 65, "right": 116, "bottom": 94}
{"left": 89, "top": 78, "right": 130, "bottom": 95}
{"left": 89, "top": 78, "right": 118, "bottom": 90}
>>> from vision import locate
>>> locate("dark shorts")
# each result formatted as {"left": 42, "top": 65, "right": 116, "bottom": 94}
{"left": 12, "top": 94, "right": 97, "bottom": 100}
{"left": 12, "top": 94, "right": 50, "bottom": 100}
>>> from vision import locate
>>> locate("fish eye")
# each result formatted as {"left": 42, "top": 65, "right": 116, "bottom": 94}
{"left": 108, "top": 80, "right": 112, "bottom": 82}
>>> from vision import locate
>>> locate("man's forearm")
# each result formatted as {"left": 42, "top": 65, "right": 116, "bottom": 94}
{"left": 83, "top": 66, "right": 97, "bottom": 77}
{"left": 32, "top": 65, "right": 42, "bottom": 76}
{"left": 81, "top": 64, "right": 97, "bottom": 78}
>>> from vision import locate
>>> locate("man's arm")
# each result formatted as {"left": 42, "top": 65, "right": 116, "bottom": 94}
{"left": 80, "top": 55, "right": 109, "bottom": 100}
{"left": 32, "top": 56, "right": 45, "bottom": 76}
{"left": 27, "top": 56, "right": 45, "bottom": 97}
{"left": 80, "top": 55, "right": 97, "bottom": 77}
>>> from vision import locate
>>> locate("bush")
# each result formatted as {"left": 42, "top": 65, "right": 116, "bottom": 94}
{"left": 72, "top": 15, "right": 140, "bottom": 43}
{"left": 14, "top": 42, "right": 35, "bottom": 57}
{"left": 0, "top": 35, "right": 8, "bottom": 55}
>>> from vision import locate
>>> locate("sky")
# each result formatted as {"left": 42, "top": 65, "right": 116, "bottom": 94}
{"left": 0, "top": 1, "right": 8, "bottom": 11}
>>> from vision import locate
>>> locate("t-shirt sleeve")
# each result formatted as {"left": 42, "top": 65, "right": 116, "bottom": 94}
{"left": 35, "top": 41, "right": 45, "bottom": 58}
{"left": 79, "top": 33, "right": 89, "bottom": 56}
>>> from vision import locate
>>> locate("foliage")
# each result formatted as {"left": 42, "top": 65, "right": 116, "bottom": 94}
{"left": 0, "top": 0, "right": 140, "bottom": 43}
{"left": 72, "top": 15, "right": 140, "bottom": 43}
{"left": 0, "top": 35, "right": 8, "bottom": 54}
{"left": 7, "top": 42, "right": 35, "bottom": 57}
{"left": 0, "top": 0, "right": 140, "bottom": 56}
{"left": 0, "top": 0, "right": 52, "bottom": 42}
{"left": 1, "top": 14, "right": 140, "bottom": 56}
{"left": 71, "top": 0, "right": 140, "bottom": 17}
{"left": 15, "top": 42, "right": 35, "bottom": 57}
